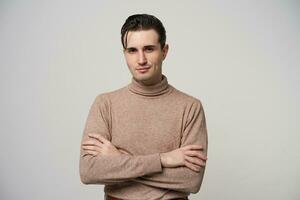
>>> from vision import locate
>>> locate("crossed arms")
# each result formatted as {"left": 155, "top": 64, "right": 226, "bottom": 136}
{"left": 79, "top": 95, "right": 208, "bottom": 194}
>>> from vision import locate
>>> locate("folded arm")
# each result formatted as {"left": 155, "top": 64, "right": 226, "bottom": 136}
{"left": 79, "top": 94, "right": 163, "bottom": 185}
{"left": 132, "top": 100, "right": 208, "bottom": 193}
{"left": 80, "top": 95, "right": 208, "bottom": 194}
{"left": 80, "top": 151, "right": 162, "bottom": 185}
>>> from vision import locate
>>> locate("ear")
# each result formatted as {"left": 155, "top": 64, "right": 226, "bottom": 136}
{"left": 162, "top": 44, "right": 169, "bottom": 60}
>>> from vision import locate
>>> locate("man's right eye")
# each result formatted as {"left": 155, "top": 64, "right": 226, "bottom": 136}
{"left": 127, "top": 49, "right": 137, "bottom": 53}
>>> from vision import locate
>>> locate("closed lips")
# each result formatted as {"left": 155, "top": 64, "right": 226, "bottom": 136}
{"left": 137, "top": 67, "right": 150, "bottom": 70}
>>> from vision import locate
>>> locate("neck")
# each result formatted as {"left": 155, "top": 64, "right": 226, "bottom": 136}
{"left": 134, "top": 74, "right": 163, "bottom": 86}
{"left": 127, "top": 74, "right": 172, "bottom": 97}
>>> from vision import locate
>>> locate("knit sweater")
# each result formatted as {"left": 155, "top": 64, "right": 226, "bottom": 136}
{"left": 79, "top": 74, "right": 208, "bottom": 200}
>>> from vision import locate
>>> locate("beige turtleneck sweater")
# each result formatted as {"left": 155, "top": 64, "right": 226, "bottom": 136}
{"left": 79, "top": 74, "right": 208, "bottom": 200}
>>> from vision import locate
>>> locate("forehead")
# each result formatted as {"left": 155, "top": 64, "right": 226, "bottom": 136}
{"left": 125, "top": 29, "right": 159, "bottom": 48}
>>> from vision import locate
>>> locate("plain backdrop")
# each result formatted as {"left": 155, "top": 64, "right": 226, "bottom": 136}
{"left": 0, "top": 1, "right": 299, "bottom": 200}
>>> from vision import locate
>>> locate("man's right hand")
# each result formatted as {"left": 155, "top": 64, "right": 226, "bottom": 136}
{"left": 160, "top": 145, "right": 207, "bottom": 172}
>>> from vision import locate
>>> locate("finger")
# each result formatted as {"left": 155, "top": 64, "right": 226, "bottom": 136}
{"left": 84, "top": 150, "right": 98, "bottom": 156}
{"left": 183, "top": 144, "right": 203, "bottom": 150}
{"left": 185, "top": 156, "right": 206, "bottom": 167}
{"left": 184, "top": 161, "right": 201, "bottom": 172}
{"left": 82, "top": 140, "right": 95, "bottom": 145}
{"left": 185, "top": 150, "right": 207, "bottom": 161}
{"left": 88, "top": 133, "right": 109, "bottom": 144}
{"left": 82, "top": 145, "right": 102, "bottom": 152}
{"left": 182, "top": 144, "right": 203, "bottom": 150}
{"left": 82, "top": 139, "right": 103, "bottom": 147}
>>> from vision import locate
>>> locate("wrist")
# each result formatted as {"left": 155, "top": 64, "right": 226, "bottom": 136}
{"left": 160, "top": 152, "right": 168, "bottom": 167}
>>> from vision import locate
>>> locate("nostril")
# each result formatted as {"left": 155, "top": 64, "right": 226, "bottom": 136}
{"left": 138, "top": 58, "right": 147, "bottom": 65}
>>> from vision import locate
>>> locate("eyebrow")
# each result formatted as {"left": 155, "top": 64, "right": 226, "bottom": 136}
{"left": 125, "top": 45, "right": 157, "bottom": 51}
{"left": 144, "top": 45, "right": 157, "bottom": 48}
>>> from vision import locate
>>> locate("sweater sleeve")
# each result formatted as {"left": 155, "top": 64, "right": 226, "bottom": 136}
{"left": 79, "top": 94, "right": 163, "bottom": 185}
{"left": 132, "top": 99, "right": 208, "bottom": 194}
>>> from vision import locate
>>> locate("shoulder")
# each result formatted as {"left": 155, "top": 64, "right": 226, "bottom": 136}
{"left": 93, "top": 86, "right": 127, "bottom": 104}
{"left": 170, "top": 84, "right": 204, "bottom": 108}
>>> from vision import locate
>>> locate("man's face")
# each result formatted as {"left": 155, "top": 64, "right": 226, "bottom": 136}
{"left": 123, "top": 29, "right": 169, "bottom": 85}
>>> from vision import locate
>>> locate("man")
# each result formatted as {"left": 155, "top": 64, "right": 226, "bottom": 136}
{"left": 79, "top": 14, "right": 208, "bottom": 200}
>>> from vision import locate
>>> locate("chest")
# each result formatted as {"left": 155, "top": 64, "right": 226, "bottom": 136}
{"left": 110, "top": 99, "right": 184, "bottom": 154}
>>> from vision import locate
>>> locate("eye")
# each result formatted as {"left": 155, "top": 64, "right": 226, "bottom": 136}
{"left": 145, "top": 47, "right": 154, "bottom": 52}
{"left": 127, "top": 48, "right": 137, "bottom": 54}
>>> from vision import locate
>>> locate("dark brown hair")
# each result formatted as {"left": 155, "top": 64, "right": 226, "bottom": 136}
{"left": 121, "top": 14, "right": 166, "bottom": 49}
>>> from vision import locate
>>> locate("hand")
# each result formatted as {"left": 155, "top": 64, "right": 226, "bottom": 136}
{"left": 81, "top": 133, "right": 122, "bottom": 156}
{"left": 160, "top": 145, "right": 207, "bottom": 172}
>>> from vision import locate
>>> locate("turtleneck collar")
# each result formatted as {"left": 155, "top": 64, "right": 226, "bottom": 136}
{"left": 127, "top": 74, "right": 172, "bottom": 97}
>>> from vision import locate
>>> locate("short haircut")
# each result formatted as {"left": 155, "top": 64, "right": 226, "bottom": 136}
{"left": 121, "top": 14, "right": 166, "bottom": 49}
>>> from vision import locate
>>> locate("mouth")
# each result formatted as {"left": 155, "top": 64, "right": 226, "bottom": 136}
{"left": 136, "top": 67, "right": 150, "bottom": 73}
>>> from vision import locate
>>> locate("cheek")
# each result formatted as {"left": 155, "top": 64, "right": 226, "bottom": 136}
{"left": 149, "top": 55, "right": 163, "bottom": 65}
{"left": 125, "top": 56, "right": 135, "bottom": 67}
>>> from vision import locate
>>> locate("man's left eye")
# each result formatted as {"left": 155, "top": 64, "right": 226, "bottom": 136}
{"left": 145, "top": 48, "right": 154, "bottom": 52}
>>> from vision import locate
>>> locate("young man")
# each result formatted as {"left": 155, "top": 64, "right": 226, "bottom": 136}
{"left": 80, "top": 14, "right": 208, "bottom": 200}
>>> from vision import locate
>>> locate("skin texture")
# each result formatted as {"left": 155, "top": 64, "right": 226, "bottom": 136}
{"left": 81, "top": 29, "right": 207, "bottom": 172}
{"left": 123, "top": 29, "right": 168, "bottom": 85}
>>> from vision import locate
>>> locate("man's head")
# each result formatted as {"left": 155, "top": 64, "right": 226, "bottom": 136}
{"left": 121, "top": 14, "right": 169, "bottom": 85}
{"left": 121, "top": 14, "right": 166, "bottom": 50}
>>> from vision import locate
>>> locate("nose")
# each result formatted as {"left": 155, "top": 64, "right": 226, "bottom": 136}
{"left": 138, "top": 51, "right": 147, "bottom": 66}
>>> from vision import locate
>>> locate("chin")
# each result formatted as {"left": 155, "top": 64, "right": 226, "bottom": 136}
{"left": 133, "top": 73, "right": 152, "bottom": 80}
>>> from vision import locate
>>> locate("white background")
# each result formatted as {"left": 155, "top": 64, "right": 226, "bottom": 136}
{"left": 1, "top": 1, "right": 299, "bottom": 199}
